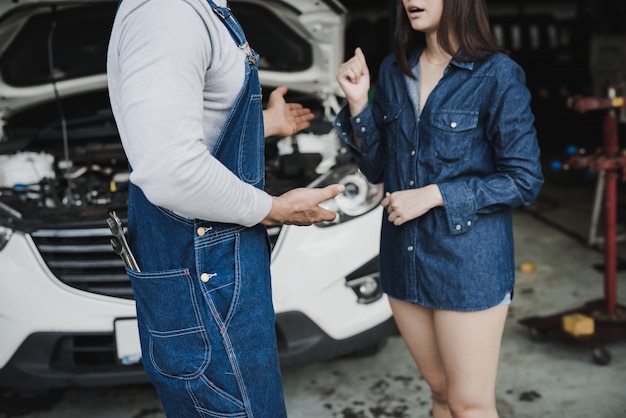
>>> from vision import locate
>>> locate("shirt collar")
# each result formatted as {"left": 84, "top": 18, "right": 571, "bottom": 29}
{"left": 409, "top": 46, "right": 476, "bottom": 71}
{"left": 450, "top": 49, "right": 475, "bottom": 70}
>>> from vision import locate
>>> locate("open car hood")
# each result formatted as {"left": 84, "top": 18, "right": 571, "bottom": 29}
{"left": 0, "top": 0, "right": 346, "bottom": 119}
{"left": 233, "top": 0, "right": 347, "bottom": 99}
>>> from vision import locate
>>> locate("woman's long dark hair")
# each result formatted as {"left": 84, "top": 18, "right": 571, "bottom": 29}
{"left": 393, "top": 0, "right": 506, "bottom": 77}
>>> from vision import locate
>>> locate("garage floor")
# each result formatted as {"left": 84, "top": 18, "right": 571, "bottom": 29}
{"left": 1, "top": 161, "right": 626, "bottom": 418}
{"left": 283, "top": 207, "right": 626, "bottom": 418}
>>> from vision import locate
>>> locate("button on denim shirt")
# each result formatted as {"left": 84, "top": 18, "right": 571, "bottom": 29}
{"left": 334, "top": 49, "right": 544, "bottom": 311}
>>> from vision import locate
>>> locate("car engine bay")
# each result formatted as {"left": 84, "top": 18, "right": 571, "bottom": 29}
{"left": 0, "top": 88, "right": 341, "bottom": 231}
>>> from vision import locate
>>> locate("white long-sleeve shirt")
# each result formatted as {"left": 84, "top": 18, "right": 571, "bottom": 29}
{"left": 107, "top": 0, "right": 272, "bottom": 226}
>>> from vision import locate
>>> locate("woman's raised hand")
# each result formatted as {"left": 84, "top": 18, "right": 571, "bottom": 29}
{"left": 336, "top": 47, "right": 371, "bottom": 116}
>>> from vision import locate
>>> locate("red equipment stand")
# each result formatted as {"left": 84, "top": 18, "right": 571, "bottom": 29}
{"left": 520, "top": 88, "right": 626, "bottom": 365}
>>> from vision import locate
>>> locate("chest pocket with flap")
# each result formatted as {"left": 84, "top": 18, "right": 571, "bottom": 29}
{"left": 429, "top": 110, "right": 479, "bottom": 164}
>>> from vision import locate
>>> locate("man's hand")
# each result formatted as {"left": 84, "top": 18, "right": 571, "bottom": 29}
{"left": 263, "top": 86, "right": 315, "bottom": 138}
{"left": 262, "top": 184, "right": 345, "bottom": 226}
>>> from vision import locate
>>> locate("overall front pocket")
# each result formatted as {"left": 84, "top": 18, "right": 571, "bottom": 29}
{"left": 127, "top": 268, "right": 210, "bottom": 379}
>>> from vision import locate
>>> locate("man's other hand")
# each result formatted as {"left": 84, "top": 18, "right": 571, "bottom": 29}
{"left": 263, "top": 86, "right": 315, "bottom": 138}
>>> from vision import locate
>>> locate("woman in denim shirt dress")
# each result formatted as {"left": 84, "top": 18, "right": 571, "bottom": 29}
{"left": 335, "top": 0, "right": 543, "bottom": 417}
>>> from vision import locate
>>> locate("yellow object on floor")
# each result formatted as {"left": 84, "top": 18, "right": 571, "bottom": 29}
{"left": 562, "top": 313, "right": 595, "bottom": 337}
{"left": 519, "top": 262, "right": 537, "bottom": 273}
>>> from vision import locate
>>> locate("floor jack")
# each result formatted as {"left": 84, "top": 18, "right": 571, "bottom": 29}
{"left": 520, "top": 86, "right": 626, "bottom": 365}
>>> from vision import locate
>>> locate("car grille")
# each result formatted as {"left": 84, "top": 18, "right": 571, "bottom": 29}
{"left": 31, "top": 227, "right": 134, "bottom": 299}
{"left": 30, "top": 225, "right": 282, "bottom": 300}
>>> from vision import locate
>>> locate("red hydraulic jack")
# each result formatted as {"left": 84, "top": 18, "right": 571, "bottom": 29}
{"left": 520, "top": 86, "right": 626, "bottom": 365}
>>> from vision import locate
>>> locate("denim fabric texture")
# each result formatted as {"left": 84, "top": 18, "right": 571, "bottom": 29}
{"left": 334, "top": 48, "right": 544, "bottom": 311}
{"left": 125, "top": 1, "right": 286, "bottom": 416}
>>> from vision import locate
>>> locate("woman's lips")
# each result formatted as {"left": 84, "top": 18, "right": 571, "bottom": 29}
{"left": 406, "top": 5, "right": 425, "bottom": 18}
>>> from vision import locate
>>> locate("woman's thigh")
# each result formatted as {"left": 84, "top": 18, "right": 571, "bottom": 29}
{"left": 433, "top": 305, "right": 509, "bottom": 404}
{"left": 388, "top": 298, "right": 447, "bottom": 391}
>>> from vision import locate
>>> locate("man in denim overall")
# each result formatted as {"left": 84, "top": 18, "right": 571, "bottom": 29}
{"left": 107, "top": 0, "right": 343, "bottom": 416}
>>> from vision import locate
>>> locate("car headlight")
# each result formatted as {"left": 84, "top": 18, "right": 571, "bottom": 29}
{"left": 0, "top": 225, "right": 13, "bottom": 251}
{"left": 313, "top": 163, "right": 383, "bottom": 227}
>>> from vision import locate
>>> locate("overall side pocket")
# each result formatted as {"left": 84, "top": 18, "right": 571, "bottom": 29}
{"left": 238, "top": 93, "right": 264, "bottom": 184}
{"left": 127, "top": 268, "right": 210, "bottom": 379}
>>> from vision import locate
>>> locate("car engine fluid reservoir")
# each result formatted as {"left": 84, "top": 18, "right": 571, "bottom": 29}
{"left": 0, "top": 152, "right": 55, "bottom": 187}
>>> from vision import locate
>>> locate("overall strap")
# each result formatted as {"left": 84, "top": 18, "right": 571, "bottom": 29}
{"left": 205, "top": 0, "right": 257, "bottom": 65}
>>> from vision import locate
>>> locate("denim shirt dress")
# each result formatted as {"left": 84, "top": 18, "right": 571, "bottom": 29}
{"left": 334, "top": 48, "right": 544, "bottom": 311}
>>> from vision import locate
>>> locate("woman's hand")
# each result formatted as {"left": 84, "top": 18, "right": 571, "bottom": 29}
{"left": 381, "top": 185, "right": 444, "bottom": 226}
{"left": 263, "top": 86, "right": 314, "bottom": 138}
{"left": 337, "top": 47, "right": 371, "bottom": 116}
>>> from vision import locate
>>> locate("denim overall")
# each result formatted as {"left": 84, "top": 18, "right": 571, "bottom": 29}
{"left": 124, "top": 2, "right": 286, "bottom": 416}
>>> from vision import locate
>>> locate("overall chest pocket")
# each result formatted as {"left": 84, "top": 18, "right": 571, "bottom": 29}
{"left": 429, "top": 110, "right": 479, "bottom": 163}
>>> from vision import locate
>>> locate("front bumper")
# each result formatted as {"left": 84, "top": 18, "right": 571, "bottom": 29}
{"left": 0, "top": 206, "right": 393, "bottom": 390}
{"left": 276, "top": 311, "right": 396, "bottom": 368}
{"left": 0, "top": 312, "right": 396, "bottom": 390}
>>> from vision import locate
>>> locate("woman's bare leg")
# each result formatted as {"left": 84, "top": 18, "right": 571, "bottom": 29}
{"left": 388, "top": 297, "right": 452, "bottom": 418}
{"left": 434, "top": 305, "right": 509, "bottom": 418}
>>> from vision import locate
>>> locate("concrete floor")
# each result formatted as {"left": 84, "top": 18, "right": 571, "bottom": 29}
{"left": 283, "top": 207, "right": 626, "bottom": 418}
{"left": 1, "top": 167, "right": 626, "bottom": 418}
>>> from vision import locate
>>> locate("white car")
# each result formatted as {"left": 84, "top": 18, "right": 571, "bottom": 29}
{"left": 0, "top": 0, "right": 394, "bottom": 389}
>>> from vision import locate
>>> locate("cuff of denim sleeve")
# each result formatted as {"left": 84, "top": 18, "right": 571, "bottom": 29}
{"left": 437, "top": 181, "right": 476, "bottom": 236}
{"left": 349, "top": 107, "right": 375, "bottom": 151}
{"left": 333, "top": 105, "right": 374, "bottom": 155}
